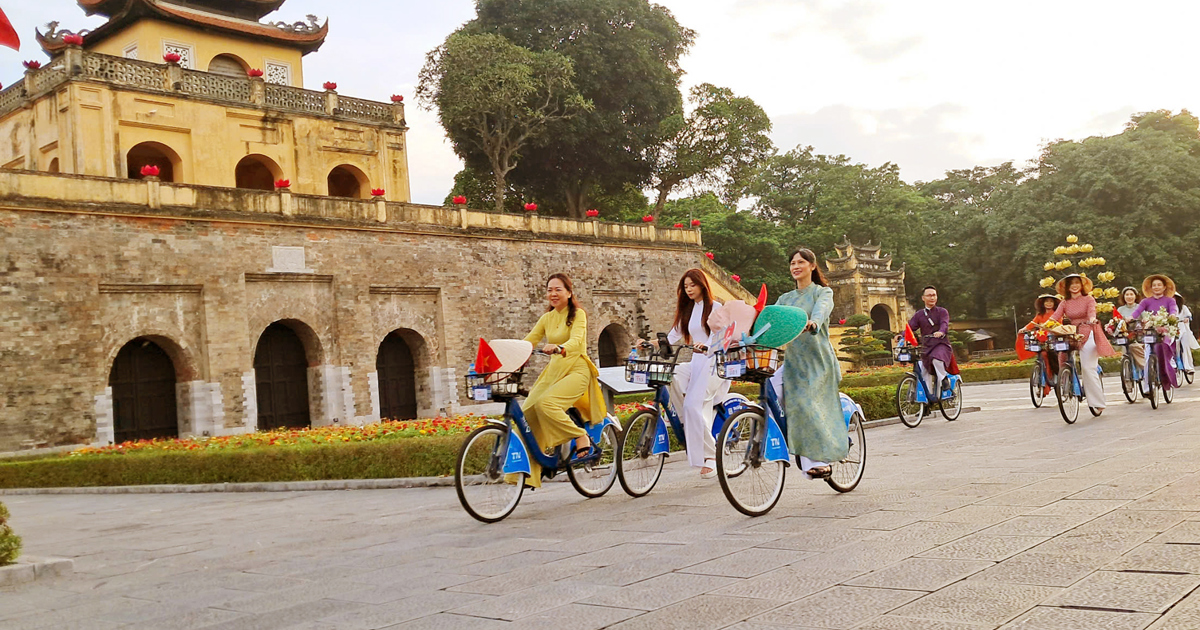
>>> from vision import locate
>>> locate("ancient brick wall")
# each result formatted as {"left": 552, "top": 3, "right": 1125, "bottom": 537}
{"left": 0, "top": 181, "right": 709, "bottom": 451}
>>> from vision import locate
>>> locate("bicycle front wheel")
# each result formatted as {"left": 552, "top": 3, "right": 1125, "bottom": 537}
{"left": 715, "top": 408, "right": 785, "bottom": 517}
{"left": 1148, "top": 361, "right": 1160, "bottom": 409}
{"left": 1120, "top": 355, "right": 1136, "bottom": 403}
{"left": 940, "top": 381, "right": 963, "bottom": 421}
{"left": 617, "top": 408, "right": 665, "bottom": 498}
{"left": 1029, "top": 360, "right": 1045, "bottom": 408}
{"left": 456, "top": 425, "right": 524, "bottom": 523}
{"left": 1057, "top": 364, "right": 1079, "bottom": 424}
{"left": 1163, "top": 375, "right": 1175, "bottom": 404}
{"left": 568, "top": 423, "right": 619, "bottom": 498}
{"left": 827, "top": 411, "right": 866, "bottom": 493}
{"left": 896, "top": 374, "right": 925, "bottom": 428}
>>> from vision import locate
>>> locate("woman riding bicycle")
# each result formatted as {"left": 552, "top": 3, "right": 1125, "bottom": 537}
{"left": 1047, "top": 274, "right": 1113, "bottom": 414}
{"left": 651, "top": 269, "right": 728, "bottom": 479}
{"left": 1017, "top": 294, "right": 1061, "bottom": 396}
{"left": 1175, "top": 293, "right": 1197, "bottom": 375}
{"left": 519, "top": 273, "right": 606, "bottom": 487}
{"left": 1128, "top": 274, "right": 1180, "bottom": 393}
{"left": 1113, "top": 287, "right": 1146, "bottom": 373}
{"left": 772, "top": 248, "right": 845, "bottom": 479}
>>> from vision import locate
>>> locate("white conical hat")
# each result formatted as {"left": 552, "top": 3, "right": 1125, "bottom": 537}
{"left": 708, "top": 300, "right": 757, "bottom": 343}
{"left": 485, "top": 339, "right": 533, "bottom": 382}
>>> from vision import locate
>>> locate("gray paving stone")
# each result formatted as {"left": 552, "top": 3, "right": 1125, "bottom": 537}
{"left": 1073, "top": 510, "right": 1196, "bottom": 534}
{"left": 604, "top": 594, "right": 782, "bottom": 630}
{"left": 999, "top": 606, "right": 1156, "bottom": 629}
{"left": 384, "top": 613, "right": 511, "bottom": 630}
{"left": 972, "top": 551, "right": 1111, "bottom": 587}
{"left": 925, "top": 505, "right": 1029, "bottom": 525}
{"left": 918, "top": 535, "right": 1049, "bottom": 562}
{"left": 1029, "top": 530, "right": 1156, "bottom": 557}
{"left": 121, "top": 607, "right": 249, "bottom": 630}
{"left": 752, "top": 585, "right": 924, "bottom": 629}
{"left": 317, "top": 590, "right": 487, "bottom": 629}
{"left": 710, "top": 565, "right": 856, "bottom": 601}
{"left": 449, "top": 579, "right": 610, "bottom": 621}
{"left": 1025, "top": 499, "right": 1128, "bottom": 518}
{"left": 678, "top": 548, "right": 811, "bottom": 578}
{"left": 846, "top": 511, "right": 934, "bottom": 531}
{"left": 580, "top": 572, "right": 736, "bottom": 610}
{"left": 978, "top": 490, "right": 1075, "bottom": 507}
{"left": 506, "top": 603, "right": 642, "bottom": 630}
{"left": 888, "top": 581, "right": 1060, "bottom": 626}
{"left": 866, "top": 521, "right": 989, "bottom": 546}
{"left": 756, "top": 527, "right": 870, "bottom": 552}
{"left": 980, "top": 516, "right": 1089, "bottom": 537}
{"left": 445, "top": 561, "right": 592, "bottom": 596}
{"left": 1151, "top": 520, "right": 1200, "bottom": 543}
{"left": 1045, "top": 570, "right": 1200, "bottom": 613}
{"left": 1106, "top": 543, "right": 1200, "bottom": 574}
{"left": 846, "top": 558, "right": 994, "bottom": 591}
{"left": 853, "top": 617, "right": 986, "bottom": 630}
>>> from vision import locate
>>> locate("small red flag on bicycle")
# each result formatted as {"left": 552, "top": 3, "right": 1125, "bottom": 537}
{"left": 754, "top": 284, "right": 768, "bottom": 313}
{"left": 474, "top": 338, "right": 501, "bottom": 374}
{"left": 0, "top": 7, "right": 21, "bottom": 50}
{"left": 904, "top": 323, "right": 918, "bottom": 346}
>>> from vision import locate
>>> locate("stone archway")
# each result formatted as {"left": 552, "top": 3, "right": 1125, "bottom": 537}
{"left": 327, "top": 164, "right": 368, "bottom": 198}
{"left": 871, "top": 304, "right": 894, "bottom": 332}
{"left": 598, "top": 323, "right": 629, "bottom": 368}
{"left": 235, "top": 154, "right": 282, "bottom": 191}
{"left": 377, "top": 329, "right": 423, "bottom": 420}
{"left": 208, "top": 53, "right": 248, "bottom": 77}
{"left": 253, "top": 320, "right": 320, "bottom": 430}
{"left": 127, "top": 141, "right": 182, "bottom": 182}
{"left": 109, "top": 337, "right": 180, "bottom": 443}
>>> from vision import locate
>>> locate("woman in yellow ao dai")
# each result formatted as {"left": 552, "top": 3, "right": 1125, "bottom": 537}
{"left": 520, "top": 274, "right": 606, "bottom": 487}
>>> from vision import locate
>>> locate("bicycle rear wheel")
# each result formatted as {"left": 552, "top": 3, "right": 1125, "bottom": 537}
{"left": 1163, "top": 375, "right": 1175, "bottom": 404}
{"left": 896, "top": 374, "right": 924, "bottom": 428}
{"left": 616, "top": 408, "right": 665, "bottom": 498}
{"left": 715, "top": 408, "right": 785, "bottom": 517}
{"left": 456, "top": 425, "right": 524, "bottom": 523}
{"left": 1029, "top": 360, "right": 1045, "bottom": 408}
{"left": 1057, "top": 364, "right": 1079, "bottom": 424}
{"left": 939, "top": 381, "right": 963, "bottom": 421}
{"left": 1120, "top": 355, "right": 1136, "bottom": 403}
{"left": 1148, "top": 362, "right": 1159, "bottom": 410}
{"left": 568, "top": 423, "right": 619, "bottom": 498}
{"left": 826, "top": 411, "right": 866, "bottom": 493}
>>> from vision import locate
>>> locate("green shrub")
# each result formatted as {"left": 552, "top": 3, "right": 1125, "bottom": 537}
{"left": 0, "top": 501, "right": 20, "bottom": 566}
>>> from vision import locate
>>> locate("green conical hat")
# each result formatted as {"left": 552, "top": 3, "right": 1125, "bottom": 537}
{"left": 751, "top": 305, "right": 809, "bottom": 348}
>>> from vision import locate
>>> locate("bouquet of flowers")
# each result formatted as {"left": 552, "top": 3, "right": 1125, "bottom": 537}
{"left": 1141, "top": 307, "right": 1179, "bottom": 339}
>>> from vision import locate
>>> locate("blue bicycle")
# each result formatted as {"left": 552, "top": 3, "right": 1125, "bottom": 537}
{"left": 1047, "top": 332, "right": 1103, "bottom": 423}
{"left": 455, "top": 354, "right": 622, "bottom": 523}
{"left": 894, "top": 338, "right": 963, "bottom": 427}
{"left": 712, "top": 344, "right": 866, "bottom": 517}
{"left": 617, "top": 337, "right": 751, "bottom": 497}
{"left": 1114, "top": 332, "right": 1143, "bottom": 403}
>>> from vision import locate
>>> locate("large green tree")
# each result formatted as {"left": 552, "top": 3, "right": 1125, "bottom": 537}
{"left": 649, "top": 83, "right": 774, "bottom": 214}
{"left": 464, "top": 0, "right": 695, "bottom": 217}
{"left": 417, "top": 32, "right": 590, "bottom": 213}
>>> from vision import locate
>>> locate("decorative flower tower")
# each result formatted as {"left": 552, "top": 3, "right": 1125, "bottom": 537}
{"left": 1038, "top": 235, "right": 1119, "bottom": 315}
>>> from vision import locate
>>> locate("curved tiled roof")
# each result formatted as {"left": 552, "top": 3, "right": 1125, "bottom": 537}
{"left": 79, "top": 0, "right": 286, "bottom": 20}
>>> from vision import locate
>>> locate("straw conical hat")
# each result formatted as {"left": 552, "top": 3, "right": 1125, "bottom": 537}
{"left": 1142, "top": 274, "right": 1177, "bottom": 298}
{"left": 708, "top": 300, "right": 757, "bottom": 343}
{"left": 485, "top": 339, "right": 533, "bottom": 382}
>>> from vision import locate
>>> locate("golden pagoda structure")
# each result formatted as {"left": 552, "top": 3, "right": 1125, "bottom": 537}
{"left": 825, "top": 238, "right": 911, "bottom": 332}
{"left": 1, "top": 0, "right": 409, "bottom": 199}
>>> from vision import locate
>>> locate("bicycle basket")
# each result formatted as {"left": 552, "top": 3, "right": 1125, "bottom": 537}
{"left": 715, "top": 344, "right": 781, "bottom": 381}
{"left": 1142, "top": 330, "right": 1160, "bottom": 345}
{"left": 894, "top": 345, "right": 917, "bottom": 363}
{"left": 1048, "top": 334, "right": 1075, "bottom": 352}
{"left": 464, "top": 370, "right": 524, "bottom": 401}
{"left": 625, "top": 355, "right": 676, "bottom": 386}
{"left": 1023, "top": 334, "right": 1042, "bottom": 353}
{"left": 1113, "top": 335, "right": 1128, "bottom": 347}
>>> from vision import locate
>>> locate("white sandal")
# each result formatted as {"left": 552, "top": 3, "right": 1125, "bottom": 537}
{"left": 700, "top": 459, "right": 717, "bottom": 479}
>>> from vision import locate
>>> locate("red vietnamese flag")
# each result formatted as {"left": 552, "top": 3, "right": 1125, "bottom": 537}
{"left": 754, "top": 284, "right": 768, "bottom": 313}
{"left": 0, "top": 8, "right": 20, "bottom": 50}
{"left": 904, "top": 322, "right": 918, "bottom": 346}
{"left": 474, "top": 338, "right": 501, "bottom": 374}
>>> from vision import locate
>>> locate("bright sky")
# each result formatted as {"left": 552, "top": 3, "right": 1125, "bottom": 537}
{"left": 3, "top": 0, "right": 1198, "bottom": 204}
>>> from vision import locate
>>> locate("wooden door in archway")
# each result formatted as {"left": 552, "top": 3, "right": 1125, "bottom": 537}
{"left": 254, "top": 323, "right": 311, "bottom": 430}
{"left": 377, "top": 333, "right": 417, "bottom": 420}
{"left": 598, "top": 325, "right": 621, "bottom": 368}
{"left": 110, "top": 339, "right": 179, "bottom": 443}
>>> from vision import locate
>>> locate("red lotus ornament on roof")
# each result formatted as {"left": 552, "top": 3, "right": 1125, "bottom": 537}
{"left": 391, "top": 95, "right": 404, "bottom": 103}
{"left": 705, "top": 252, "right": 714, "bottom": 260}
{"left": 691, "top": 219, "right": 701, "bottom": 227}
{"left": 452, "top": 195, "right": 467, "bottom": 205}
{"left": 322, "top": 81, "right": 337, "bottom": 91}
{"left": 586, "top": 209, "right": 599, "bottom": 218}
{"left": 247, "top": 68, "right": 264, "bottom": 78}
{"left": 162, "top": 52, "right": 181, "bottom": 64}
{"left": 62, "top": 34, "right": 84, "bottom": 46}
{"left": 524, "top": 203, "right": 538, "bottom": 212}
{"left": 673, "top": 223, "right": 683, "bottom": 228}
{"left": 139, "top": 165, "right": 160, "bottom": 178}
{"left": 371, "top": 188, "right": 385, "bottom": 197}
{"left": 642, "top": 215, "right": 654, "bottom": 223}
{"left": 274, "top": 178, "right": 291, "bottom": 189}
{"left": 731, "top": 275, "right": 741, "bottom": 282}
{"left": 23, "top": 60, "right": 42, "bottom": 70}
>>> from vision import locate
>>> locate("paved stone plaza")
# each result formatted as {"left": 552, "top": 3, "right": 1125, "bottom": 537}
{"left": 4, "top": 379, "right": 1200, "bottom": 629}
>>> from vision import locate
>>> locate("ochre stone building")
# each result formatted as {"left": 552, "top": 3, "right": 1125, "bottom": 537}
{"left": 0, "top": 1, "right": 734, "bottom": 452}
{"left": 826, "top": 239, "right": 912, "bottom": 332}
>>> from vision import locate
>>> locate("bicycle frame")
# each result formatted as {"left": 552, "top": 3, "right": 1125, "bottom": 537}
{"left": 498, "top": 397, "right": 616, "bottom": 477}
{"left": 909, "top": 357, "right": 960, "bottom": 404}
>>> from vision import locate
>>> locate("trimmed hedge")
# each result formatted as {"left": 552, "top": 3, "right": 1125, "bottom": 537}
{"left": 0, "top": 501, "right": 20, "bottom": 566}
{"left": 0, "top": 436, "right": 462, "bottom": 490}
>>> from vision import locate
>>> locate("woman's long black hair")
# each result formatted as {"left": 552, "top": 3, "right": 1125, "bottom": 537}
{"left": 790, "top": 248, "right": 829, "bottom": 287}
{"left": 547, "top": 273, "right": 580, "bottom": 326}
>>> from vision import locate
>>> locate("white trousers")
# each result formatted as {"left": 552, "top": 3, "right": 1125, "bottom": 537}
{"left": 1079, "top": 337, "right": 1105, "bottom": 408}
{"left": 668, "top": 356, "right": 730, "bottom": 468}
{"left": 923, "top": 360, "right": 948, "bottom": 399}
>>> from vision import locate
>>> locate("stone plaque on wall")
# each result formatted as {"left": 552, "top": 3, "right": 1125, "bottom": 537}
{"left": 267, "top": 246, "right": 312, "bottom": 273}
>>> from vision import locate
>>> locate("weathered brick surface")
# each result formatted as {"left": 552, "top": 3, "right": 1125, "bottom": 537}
{"left": 0, "top": 202, "right": 705, "bottom": 451}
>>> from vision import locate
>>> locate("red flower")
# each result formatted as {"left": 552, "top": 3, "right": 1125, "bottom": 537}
{"left": 731, "top": 274, "right": 741, "bottom": 282}
{"left": 642, "top": 215, "right": 654, "bottom": 223}
{"left": 391, "top": 94, "right": 404, "bottom": 103}
{"left": 274, "top": 178, "right": 291, "bottom": 189}
{"left": 705, "top": 252, "right": 714, "bottom": 260}
{"left": 691, "top": 219, "right": 702, "bottom": 227}
{"left": 162, "top": 53, "right": 181, "bottom": 64}
{"left": 323, "top": 81, "right": 338, "bottom": 91}
{"left": 371, "top": 188, "right": 386, "bottom": 197}
{"left": 63, "top": 34, "right": 84, "bottom": 46}
{"left": 139, "top": 164, "right": 160, "bottom": 177}
{"left": 585, "top": 209, "right": 599, "bottom": 217}
{"left": 673, "top": 223, "right": 683, "bottom": 228}
{"left": 23, "top": 60, "right": 41, "bottom": 70}
{"left": 839, "top": 318, "right": 847, "bottom": 325}
{"left": 524, "top": 203, "right": 538, "bottom": 212}
{"left": 452, "top": 195, "right": 467, "bottom": 205}
{"left": 247, "top": 68, "right": 264, "bottom": 78}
